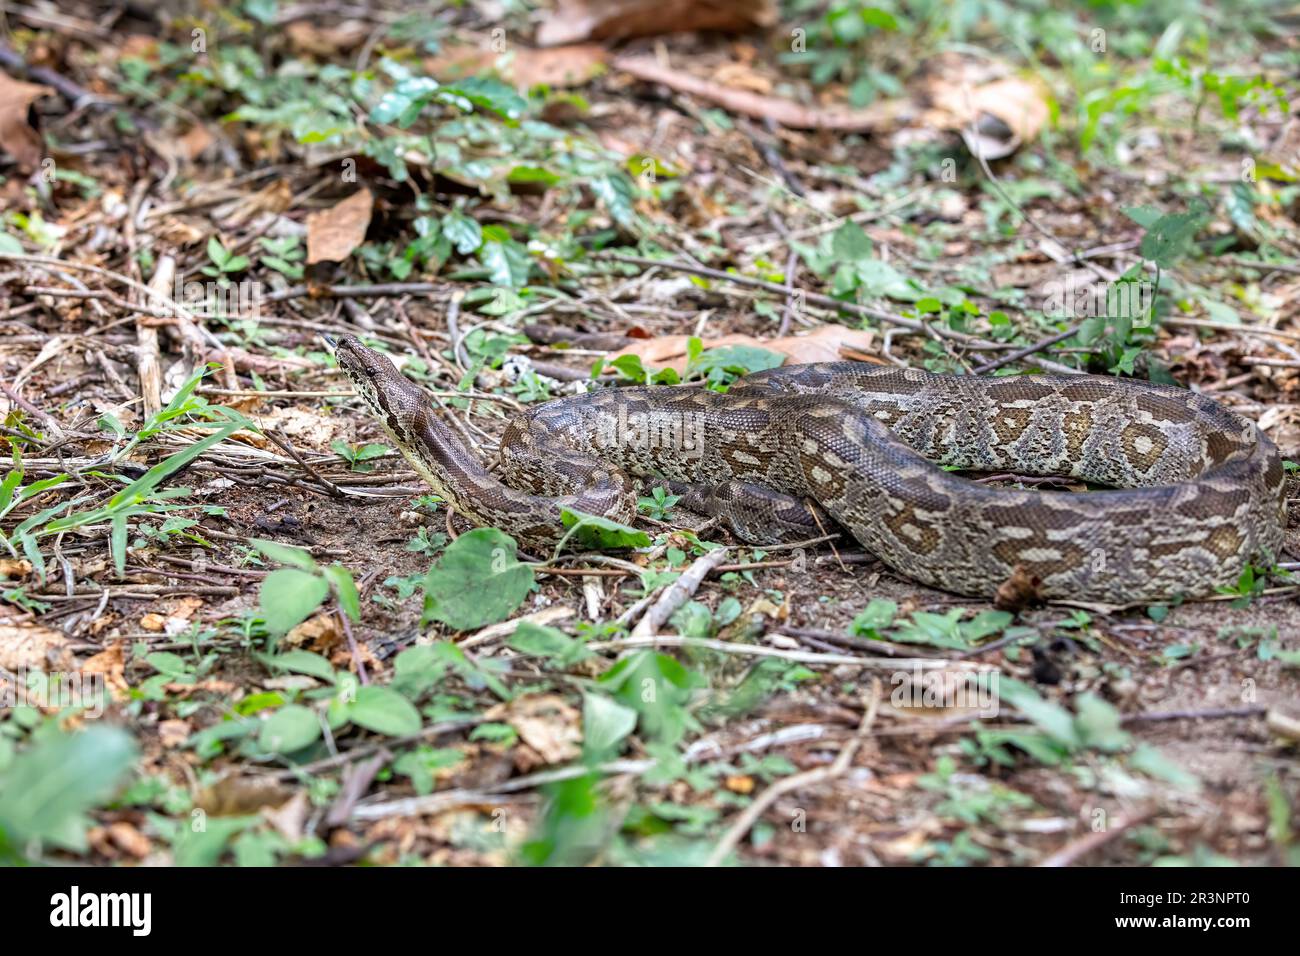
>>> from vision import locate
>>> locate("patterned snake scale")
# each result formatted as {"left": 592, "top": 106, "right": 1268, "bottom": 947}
{"left": 330, "top": 334, "right": 1286, "bottom": 604}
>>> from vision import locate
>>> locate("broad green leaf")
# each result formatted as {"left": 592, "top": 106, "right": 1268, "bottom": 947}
{"left": 0, "top": 726, "right": 138, "bottom": 856}
{"left": 258, "top": 704, "right": 322, "bottom": 753}
{"left": 250, "top": 539, "right": 318, "bottom": 571}
{"left": 262, "top": 649, "right": 337, "bottom": 683}
{"left": 259, "top": 568, "right": 329, "bottom": 634}
{"left": 323, "top": 563, "right": 360, "bottom": 622}
{"left": 348, "top": 685, "right": 421, "bottom": 736}
{"left": 422, "top": 528, "right": 534, "bottom": 631}
{"left": 583, "top": 693, "right": 638, "bottom": 757}
{"left": 558, "top": 509, "right": 652, "bottom": 550}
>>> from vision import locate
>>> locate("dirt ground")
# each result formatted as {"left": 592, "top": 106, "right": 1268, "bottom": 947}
{"left": 0, "top": 1, "right": 1297, "bottom": 867}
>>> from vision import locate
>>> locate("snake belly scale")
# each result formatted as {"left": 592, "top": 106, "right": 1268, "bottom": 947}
{"left": 329, "top": 334, "right": 1286, "bottom": 604}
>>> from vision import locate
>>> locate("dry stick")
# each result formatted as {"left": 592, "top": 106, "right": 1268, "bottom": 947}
{"left": 704, "top": 679, "right": 883, "bottom": 867}
{"left": 593, "top": 253, "right": 1079, "bottom": 375}
{"left": 972, "top": 321, "right": 1086, "bottom": 375}
{"left": 135, "top": 257, "right": 175, "bottom": 418}
{"left": 1221, "top": 256, "right": 1300, "bottom": 276}
{"left": 588, "top": 635, "right": 982, "bottom": 671}
{"left": 324, "top": 749, "right": 389, "bottom": 828}
{"left": 0, "top": 381, "right": 65, "bottom": 439}
{"left": 1036, "top": 807, "right": 1156, "bottom": 867}
{"left": 630, "top": 547, "right": 731, "bottom": 638}
{"left": 264, "top": 428, "right": 344, "bottom": 497}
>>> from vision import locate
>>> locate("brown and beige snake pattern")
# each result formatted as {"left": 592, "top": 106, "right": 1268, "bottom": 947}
{"left": 330, "top": 334, "right": 1286, "bottom": 603}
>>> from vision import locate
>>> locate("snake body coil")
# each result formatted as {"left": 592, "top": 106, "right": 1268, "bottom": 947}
{"left": 331, "top": 334, "right": 1286, "bottom": 603}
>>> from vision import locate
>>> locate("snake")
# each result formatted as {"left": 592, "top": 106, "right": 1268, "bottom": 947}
{"left": 328, "top": 333, "right": 1287, "bottom": 604}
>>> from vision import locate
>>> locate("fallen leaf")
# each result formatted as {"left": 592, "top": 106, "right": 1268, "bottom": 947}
{"left": 262, "top": 790, "right": 311, "bottom": 842}
{"left": 198, "top": 776, "right": 296, "bottom": 816}
{"left": 157, "top": 719, "right": 192, "bottom": 749}
{"left": 540, "top": 0, "right": 775, "bottom": 46}
{"left": 306, "top": 190, "right": 374, "bottom": 264}
{"left": 610, "top": 325, "right": 881, "bottom": 373}
{"left": 0, "top": 71, "right": 54, "bottom": 171}
{"left": 488, "top": 694, "right": 582, "bottom": 765}
{"left": 286, "top": 19, "right": 370, "bottom": 57}
{"left": 0, "top": 558, "right": 32, "bottom": 580}
{"left": 82, "top": 642, "right": 128, "bottom": 699}
{"left": 285, "top": 611, "right": 343, "bottom": 653}
{"left": 427, "top": 44, "right": 607, "bottom": 90}
{"left": 0, "top": 621, "right": 70, "bottom": 671}
{"left": 105, "top": 821, "right": 152, "bottom": 859}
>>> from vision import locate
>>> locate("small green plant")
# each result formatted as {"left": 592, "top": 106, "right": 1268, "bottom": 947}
{"left": 201, "top": 237, "right": 250, "bottom": 281}
{"left": 638, "top": 486, "right": 680, "bottom": 520}
{"left": 330, "top": 439, "right": 390, "bottom": 472}
{"left": 253, "top": 540, "right": 360, "bottom": 642}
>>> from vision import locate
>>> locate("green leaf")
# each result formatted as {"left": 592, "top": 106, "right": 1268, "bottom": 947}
{"left": 590, "top": 174, "right": 636, "bottom": 226}
{"left": 998, "top": 678, "right": 1081, "bottom": 749}
{"left": 393, "top": 746, "right": 464, "bottom": 795}
{"left": 1072, "top": 693, "right": 1130, "bottom": 752}
{"left": 422, "top": 528, "right": 534, "bottom": 631}
{"left": 479, "top": 239, "right": 532, "bottom": 288}
{"left": 262, "top": 649, "right": 337, "bottom": 683}
{"left": 597, "top": 650, "right": 703, "bottom": 747}
{"left": 583, "top": 693, "right": 639, "bottom": 757}
{"left": 442, "top": 210, "right": 483, "bottom": 255}
{"left": 831, "top": 221, "right": 873, "bottom": 263}
{"left": 1131, "top": 203, "right": 1211, "bottom": 268}
{"left": 348, "top": 685, "right": 421, "bottom": 736}
{"left": 850, "top": 598, "right": 898, "bottom": 637}
{"left": 258, "top": 705, "right": 322, "bottom": 753}
{"left": 259, "top": 568, "right": 329, "bottom": 634}
{"left": 250, "top": 538, "right": 318, "bottom": 571}
{"left": 323, "top": 563, "right": 360, "bottom": 623}
{"left": 557, "top": 508, "right": 652, "bottom": 551}
{"left": 508, "top": 620, "right": 591, "bottom": 667}
{"left": 0, "top": 726, "right": 138, "bottom": 856}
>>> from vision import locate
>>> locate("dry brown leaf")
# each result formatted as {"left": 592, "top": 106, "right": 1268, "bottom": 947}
{"left": 488, "top": 694, "right": 582, "bottom": 765}
{"left": 105, "top": 821, "right": 152, "bottom": 859}
{"left": 262, "top": 790, "right": 311, "bottom": 842}
{"left": 307, "top": 189, "right": 373, "bottom": 264}
{"left": 286, "top": 19, "right": 370, "bottom": 57}
{"left": 926, "top": 69, "right": 1050, "bottom": 160}
{"left": 157, "top": 718, "right": 192, "bottom": 749}
{"left": 0, "top": 621, "right": 70, "bottom": 671}
{"left": 0, "top": 71, "right": 54, "bottom": 170}
{"left": 610, "top": 325, "right": 881, "bottom": 373}
{"left": 198, "top": 776, "right": 296, "bottom": 816}
{"left": 427, "top": 44, "right": 607, "bottom": 90}
{"left": 286, "top": 612, "right": 342, "bottom": 654}
{"left": 0, "top": 558, "right": 32, "bottom": 580}
{"left": 82, "top": 641, "right": 128, "bottom": 699}
{"left": 539, "top": 0, "right": 775, "bottom": 46}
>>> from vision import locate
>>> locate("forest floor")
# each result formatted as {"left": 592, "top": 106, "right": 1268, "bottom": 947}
{"left": 0, "top": 0, "right": 1297, "bottom": 866}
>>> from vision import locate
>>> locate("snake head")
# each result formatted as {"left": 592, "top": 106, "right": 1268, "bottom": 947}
{"left": 325, "top": 332, "right": 425, "bottom": 431}
{"left": 326, "top": 333, "right": 398, "bottom": 385}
